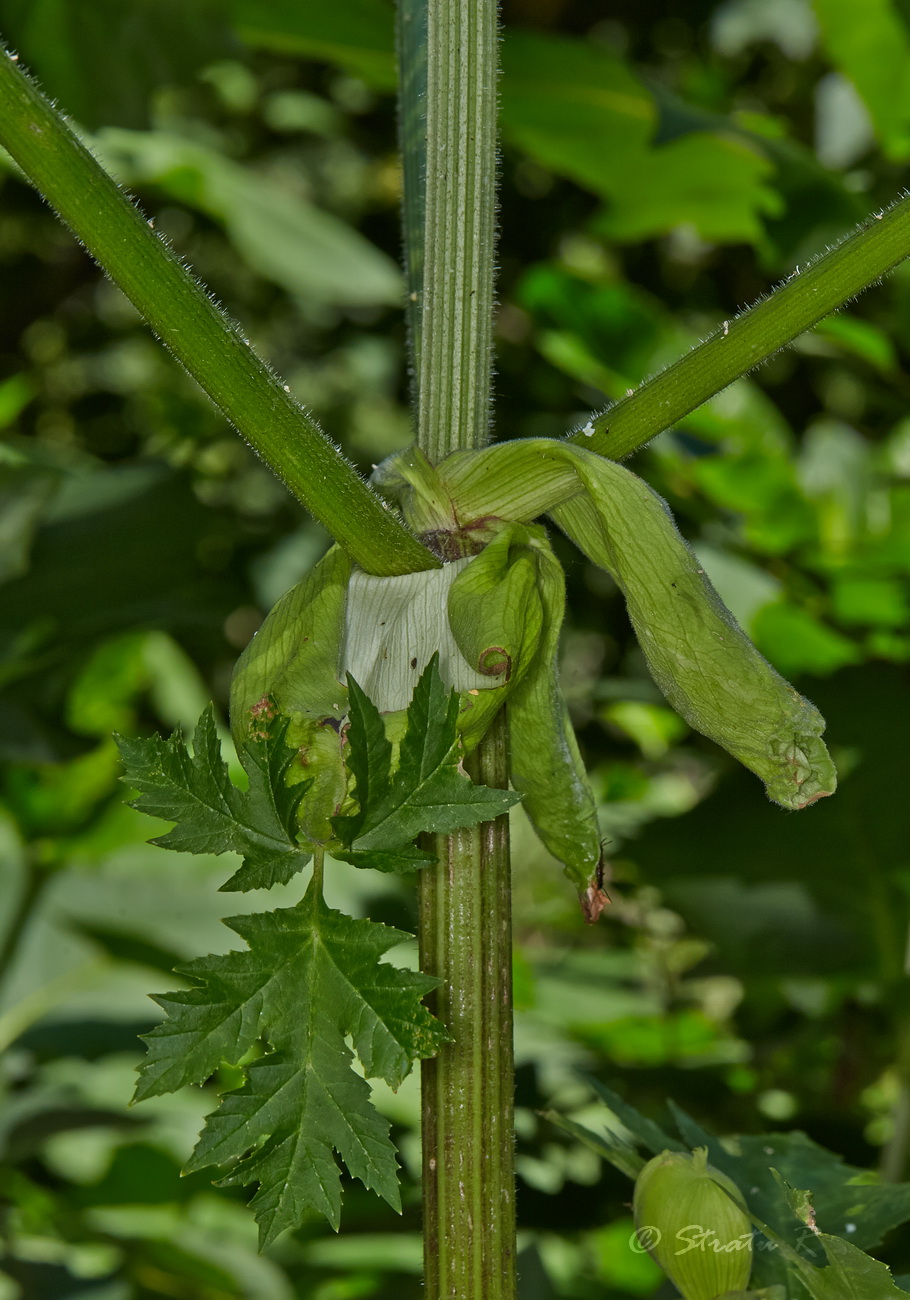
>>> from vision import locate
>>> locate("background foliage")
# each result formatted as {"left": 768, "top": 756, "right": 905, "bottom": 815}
{"left": 2, "top": 0, "right": 910, "bottom": 1295}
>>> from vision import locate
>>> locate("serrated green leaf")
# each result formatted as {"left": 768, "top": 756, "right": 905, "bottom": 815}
{"left": 587, "top": 1078, "right": 688, "bottom": 1158}
{"left": 116, "top": 705, "right": 311, "bottom": 893}
{"left": 667, "top": 1101, "right": 910, "bottom": 1253}
{"left": 201, "top": 1050, "right": 399, "bottom": 1244}
{"left": 333, "top": 657, "right": 519, "bottom": 871}
{"left": 136, "top": 879, "right": 447, "bottom": 1240}
{"left": 572, "top": 1084, "right": 910, "bottom": 1298}
{"left": 331, "top": 667, "right": 393, "bottom": 847}
{"left": 542, "top": 1109, "right": 645, "bottom": 1181}
{"left": 755, "top": 1173, "right": 910, "bottom": 1300}
{"left": 807, "top": 1232, "right": 910, "bottom": 1299}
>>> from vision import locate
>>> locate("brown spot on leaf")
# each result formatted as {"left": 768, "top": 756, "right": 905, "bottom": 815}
{"left": 250, "top": 695, "right": 277, "bottom": 720}
{"left": 793, "top": 787, "right": 833, "bottom": 809}
{"left": 478, "top": 646, "right": 511, "bottom": 680}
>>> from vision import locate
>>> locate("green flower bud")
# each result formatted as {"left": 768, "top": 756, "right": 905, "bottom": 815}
{"left": 633, "top": 1148, "right": 753, "bottom": 1300}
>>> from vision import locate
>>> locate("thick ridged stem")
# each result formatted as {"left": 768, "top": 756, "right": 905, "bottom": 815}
{"left": 416, "top": 0, "right": 499, "bottom": 461}
{"left": 403, "top": 0, "right": 515, "bottom": 1293}
{"left": 419, "top": 711, "right": 515, "bottom": 1298}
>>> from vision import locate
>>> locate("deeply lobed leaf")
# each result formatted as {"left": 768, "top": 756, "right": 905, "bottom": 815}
{"left": 116, "top": 705, "right": 311, "bottom": 892}
{"left": 333, "top": 656, "right": 520, "bottom": 871}
{"left": 136, "top": 879, "right": 447, "bottom": 1240}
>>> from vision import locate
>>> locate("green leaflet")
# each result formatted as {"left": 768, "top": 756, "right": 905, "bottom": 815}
{"left": 123, "top": 659, "right": 518, "bottom": 1236}
{"left": 418, "top": 438, "right": 837, "bottom": 812}
{"left": 333, "top": 657, "right": 519, "bottom": 871}
{"left": 136, "top": 878, "right": 447, "bottom": 1243}
{"left": 230, "top": 545, "right": 351, "bottom": 845}
{"left": 116, "top": 706, "right": 311, "bottom": 893}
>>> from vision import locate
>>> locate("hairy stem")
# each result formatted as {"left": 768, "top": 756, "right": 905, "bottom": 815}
{"left": 419, "top": 711, "right": 516, "bottom": 1297}
{"left": 574, "top": 194, "right": 910, "bottom": 462}
{"left": 0, "top": 43, "right": 437, "bottom": 578}
{"left": 416, "top": 0, "right": 499, "bottom": 461}
{"left": 403, "top": 1, "right": 516, "bottom": 1295}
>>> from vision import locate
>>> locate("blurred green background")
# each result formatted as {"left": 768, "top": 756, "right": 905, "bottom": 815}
{"left": 2, "top": 0, "right": 910, "bottom": 1296}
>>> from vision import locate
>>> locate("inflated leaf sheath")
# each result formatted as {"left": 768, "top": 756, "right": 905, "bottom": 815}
{"left": 424, "top": 439, "right": 836, "bottom": 811}
{"left": 231, "top": 546, "right": 352, "bottom": 845}
{"left": 462, "top": 526, "right": 602, "bottom": 889}
{"left": 446, "top": 521, "right": 546, "bottom": 747}
{"left": 550, "top": 453, "right": 836, "bottom": 809}
{"left": 341, "top": 558, "right": 500, "bottom": 711}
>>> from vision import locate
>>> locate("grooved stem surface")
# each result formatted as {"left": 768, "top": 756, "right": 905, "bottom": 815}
{"left": 417, "top": 0, "right": 499, "bottom": 462}
{"left": 404, "top": 2, "right": 514, "bottom": 1293}
{"left": 419, "top": 712, "right": 516, "bottom": 1299}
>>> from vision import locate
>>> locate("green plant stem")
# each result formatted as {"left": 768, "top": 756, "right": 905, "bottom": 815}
{"left": 573, "top": 193, "right": 910, "bottom": 462}
{"left": 416, "top": 0, "right": 498, "bottom": 461}
{"left": 405, "top": 1, "right": 516, "bottom": 1295}
{"left": 419, "top": 711, "right": 516, "bottom": 1297}
{"left": 311, "top": 846, "right": 325, "bottom": 897}
{"left": 0, "top": 44, "right": 437, "bottom": 578}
